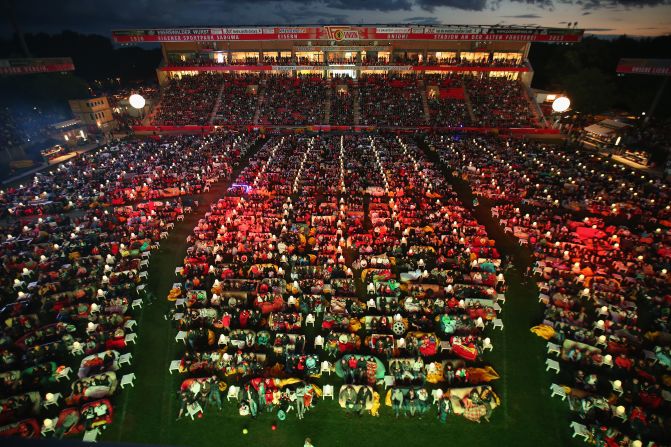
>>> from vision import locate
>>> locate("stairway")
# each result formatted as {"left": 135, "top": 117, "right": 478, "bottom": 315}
{"left": 418, "top": 79, "right": 431, "bottom": 124}
{"left": 462, "top": 81, "right": 477, "bottom": 124}
{"left": 141, "top": 96, "right": 161, "bottom": 125}
{"left": 324, "top": 82, "right": 332, "bottom": 124}
{"left": 253, "top": 79, "right": 266, "bottom": 125}
{"left": 208, "top": 79, "right": 228, "bottom": 125}
{"left": 353, "top": 81, "right": 361, "bottom": 126}
{"left": 523, "top": 84, "right": 548, "bottom": 127}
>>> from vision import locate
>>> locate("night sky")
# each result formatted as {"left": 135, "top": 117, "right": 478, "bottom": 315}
{"left": 1, "top": 0, "right": 670, "bottom": 38}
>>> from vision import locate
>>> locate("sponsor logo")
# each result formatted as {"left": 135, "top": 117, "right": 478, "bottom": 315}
{"left": 376, "top": 27, "right": 410, "bottom": 34}
{"left": 324, "top": 26, "right": 360, "bottom": 41}
{"left": 279, "top": 28, "right": 307, "bottom": 34}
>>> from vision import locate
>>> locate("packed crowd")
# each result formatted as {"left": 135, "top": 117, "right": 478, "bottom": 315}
{"left": 358, "top": 75, "right": 427, "bottom": 127}
{"left": 329, "top": 77, "right": 355, "bottom": 126}
{"left": 153, "top": 74, "right": 222, "bottom": 126}
{"left": 0, "top": 133, "right": 255, "bottom": 219}
{"left": 0, "top": 132, "right": 255, "bottom": 440}
{"left": 465, "top": 77, "right": 537, "bottom": 128}
{"left": 210, "top": 75, "right": 259, "bottom": 126}
{"left": 428, "top": 135, "right": 671, "bottom": 445}
{"left": 147, "top": 73, "right": 540, "bottom": 129}
{"left": 257, "top": 75, "right": 328, "bottom": 126}
{"left": 425, "top": 75, "right": 471, "bottom": 128}
{"left": 168, "top": 133, "right": 506, "bottom": 424}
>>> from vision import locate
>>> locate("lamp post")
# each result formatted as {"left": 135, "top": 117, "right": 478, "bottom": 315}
{"left": 551, "top": 96, "right": 571, "bottom": 130}
{"left": 129, "top": 94, "right": 146, "bottom": 120}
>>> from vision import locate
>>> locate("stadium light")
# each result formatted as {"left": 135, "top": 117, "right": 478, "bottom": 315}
{"left": 552, "top": 96, "right": 570, "bottom": 113}
{"left": 129, "top": 94, "right": 146, "bottom": 109}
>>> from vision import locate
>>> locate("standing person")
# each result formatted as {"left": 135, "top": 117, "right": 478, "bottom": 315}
{"left": 208, "top": 376, "right": 222, "bottom": 411}
{"left": 391, "top": 388, "right": 404, "bottom": 418}
{"left": 295, "top": 385, "right": 306, "bottom": 420}
{"left": 246, "top": 385, "right": 258, "bottom": 418}
{"left": 257, "top": 381, "right": 266, "bottom": 412}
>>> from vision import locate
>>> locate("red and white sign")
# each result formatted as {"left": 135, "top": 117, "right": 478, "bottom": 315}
{"left": 616, "top": 58, "right": 671, "bottom": 76}
{"left": 113, "top": 26, "right": 583, "bottom": 43}
{"left": 0, "top": 58, "right": 75, "bottom": 75}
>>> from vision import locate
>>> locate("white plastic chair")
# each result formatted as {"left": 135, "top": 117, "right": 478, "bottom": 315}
{"left": 120, "top": 373, "right": 136, "bottom": 389}
{"left": 431, "top": 388, "right": 443, "bottom": 404}
{"left": 323, "top": 384, "right": 334, "bottom": 399}
{"left": 125, "top": 333, "right": 137, "bottom": 345}
{"left": 227, "top": 385, "right": 240, "bottom": 401}
{"left": 118, "top": 353, "right": 132, "bottom": 367}
{"left": 545, "top": 358, "right": 560, "bottom": 374}
{"left": 550, "top": 383, "right": 567, "bottom": 400}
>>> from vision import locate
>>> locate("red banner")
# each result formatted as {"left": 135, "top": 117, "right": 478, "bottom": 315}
{"left": 159, "top": 64, "right": 529, "bottom": 73}
{"left": 616, "top": 58, "right": 671, "bottom": 76}
{"left": 439, "top": 88, "right": 465, "bottom": 100}
{"left": 132, "top": 124, "right": 560, "bottom": 135}
{"left": 160, "top": 65, "right": 273, "bottom": 72}
{"left": 0, "top": 63, "right": 75, "bottom": 75}
{"left": 113, "top": 26, "right": 583, "bottom": 43}
{"left": 412, "top": 65, "right": 529, "bottom": 72}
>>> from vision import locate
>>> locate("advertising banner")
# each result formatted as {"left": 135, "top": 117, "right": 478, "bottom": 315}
{"left": 114, "top": 26, "right": 583, "bottom": 43}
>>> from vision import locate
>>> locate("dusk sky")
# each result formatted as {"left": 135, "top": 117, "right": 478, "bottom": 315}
{"left": 2, "top": 0, "right": 670, "bottom": 37}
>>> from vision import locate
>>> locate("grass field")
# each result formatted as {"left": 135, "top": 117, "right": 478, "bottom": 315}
{"left": 100, "top": 137, "right": 583, "bottom": 447}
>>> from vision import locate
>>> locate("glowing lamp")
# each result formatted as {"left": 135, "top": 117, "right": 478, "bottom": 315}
{"left": 616, "top": 405, "right": 625, "bottom": 415}
{"left": 552, "top": 97, "right": 570, "bottom": 112}
{"left": 46, "top": 392, "right": 54, "bottom": 402}
{"left": 43, "top": 418, "right": 53, "bottom": 428}
{"left": 129, "top": 94, "right": 146, "bottom": 109}
{"left": 613, "top": 380, "right": 622, "bottom": 389}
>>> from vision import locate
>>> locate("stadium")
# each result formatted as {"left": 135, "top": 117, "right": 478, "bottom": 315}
{"left": 112, "top": 24, "right": 581, "bottom": 134}
{"left": 1, "top": 14, "right": 670, "bottom": 447}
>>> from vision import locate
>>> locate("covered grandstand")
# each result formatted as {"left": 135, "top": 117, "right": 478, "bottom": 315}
{"left": 112, "top": 25, "right": 583, "bottom": 134}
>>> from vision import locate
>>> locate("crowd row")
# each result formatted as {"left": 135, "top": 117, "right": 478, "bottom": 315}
{"left": 428, "top": 135, "right": 671, "bottom": 446}
{"left": 168, "top": 134, "right": 506, "bottom": 424}
{"left": 150, "top": 73, "right": 539, "bottom": 129}
{"left": 0, "top": 133, "right": 257, "bottom": 440}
